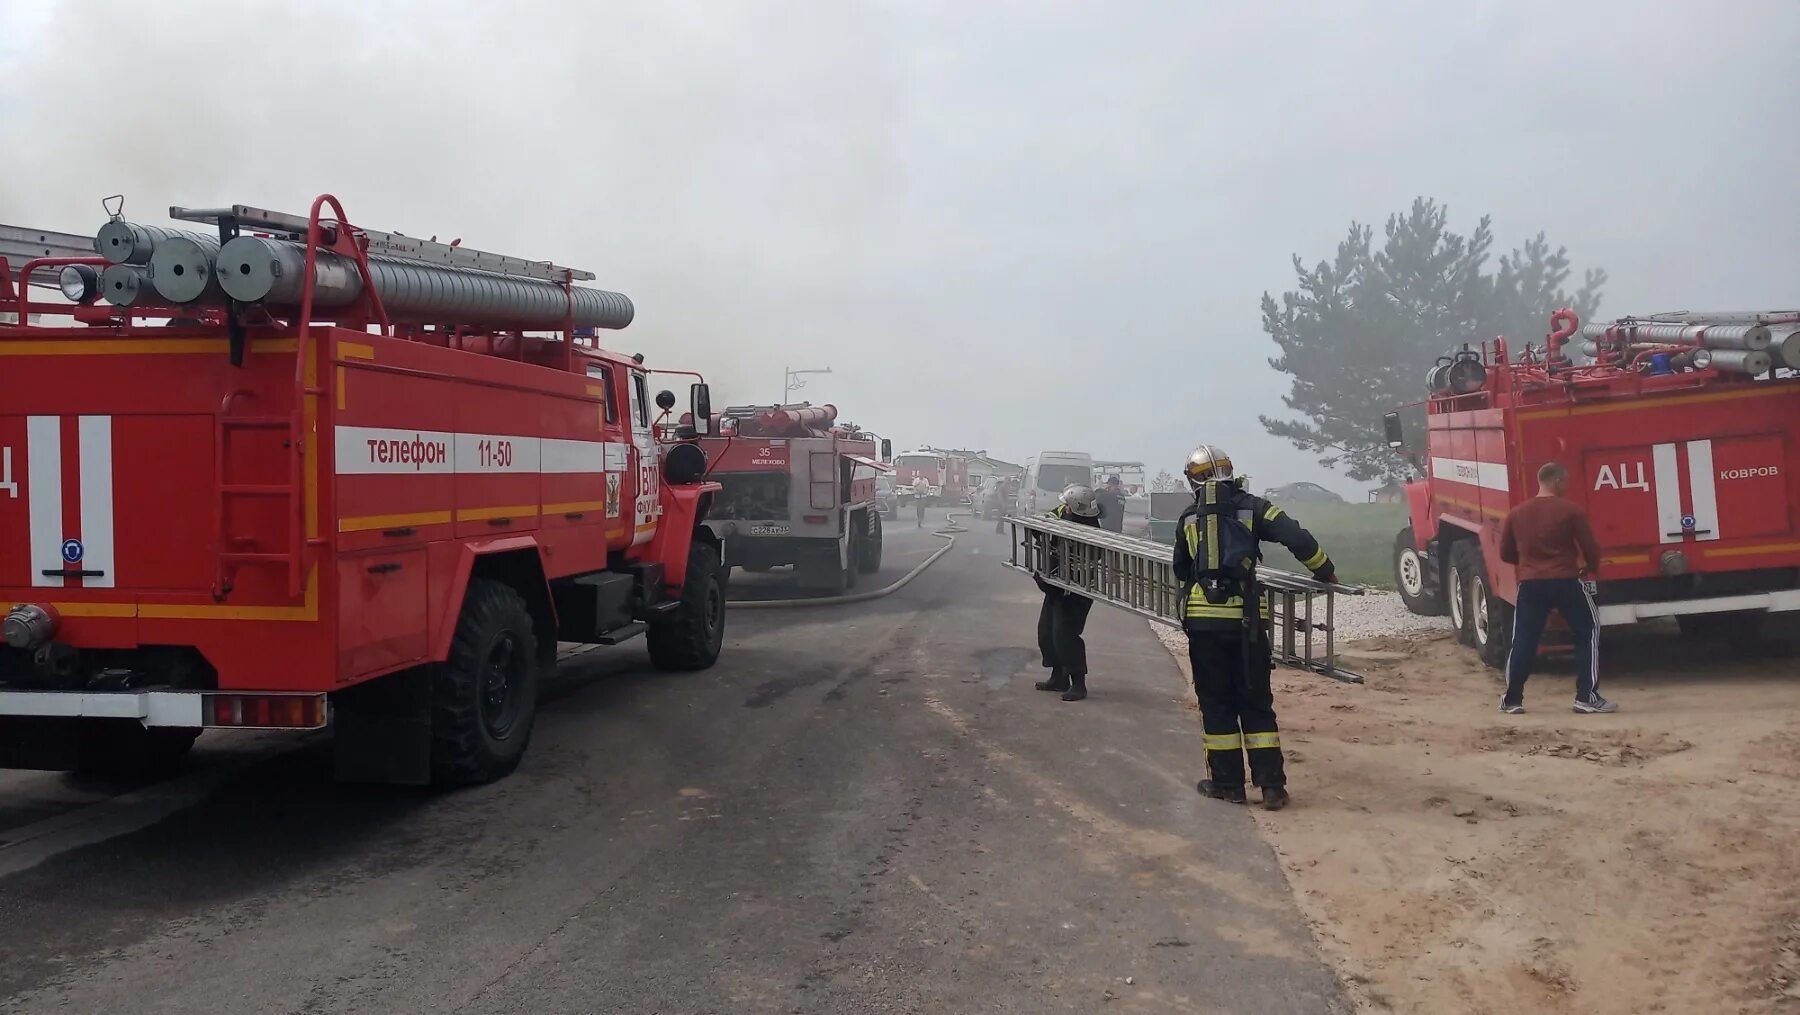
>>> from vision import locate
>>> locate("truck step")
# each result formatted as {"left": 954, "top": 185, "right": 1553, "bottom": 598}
{"left": 595, "top": 622, "right": 647, "bottom": 645}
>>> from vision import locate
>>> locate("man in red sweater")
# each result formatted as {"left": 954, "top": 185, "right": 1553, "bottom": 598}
{"left": 1498, "top": 461, "right": 1617, "bottom": 714}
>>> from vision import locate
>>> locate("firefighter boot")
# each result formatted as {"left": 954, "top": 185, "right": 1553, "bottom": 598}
{"left": 1261, "top": 786, "right": 1291, "bottom": 811}
{"left": 1197, "top": 780, "right": 1248, "bottom": 804}
{"left": 1060, "top": 674, "right": 1087, "bottom": 702}
{"left": 1035, "top": 668, "right": 1070, "bottom": 693}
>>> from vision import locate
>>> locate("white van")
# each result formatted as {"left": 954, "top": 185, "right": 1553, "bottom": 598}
{"left": 1016, "top": 451, "right": 1095, "bottom": 515}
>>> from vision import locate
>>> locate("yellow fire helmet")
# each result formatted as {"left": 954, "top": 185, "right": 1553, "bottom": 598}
{"left": 1183, "top": 443, "right": 1234, "bottom": 490}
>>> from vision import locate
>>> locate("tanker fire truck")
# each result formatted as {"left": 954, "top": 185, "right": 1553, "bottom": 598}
{"left": 1389, "top": 308, "right": 1800, "bottom": 668}
{"left": 0, "top": 197, "right": 725, "bottom": 784}
{"left": 700, "top": 403, "right": 890, "bottom": 592}
{"left": 890, "top": 447, "right": 969, "bottom": 506}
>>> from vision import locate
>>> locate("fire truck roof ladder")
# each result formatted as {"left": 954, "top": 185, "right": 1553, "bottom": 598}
{"left": 169, "top": 204, "right": 596, "bottom": 282}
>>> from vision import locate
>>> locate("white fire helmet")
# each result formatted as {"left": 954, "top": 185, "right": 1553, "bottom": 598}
{"left": 1060, "top": 484, "right": 1101, "bottom": 518}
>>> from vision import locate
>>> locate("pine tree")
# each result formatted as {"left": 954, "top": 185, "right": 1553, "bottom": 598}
{"left": 1260, "top": 198, "right": 1605, "bottom": 482}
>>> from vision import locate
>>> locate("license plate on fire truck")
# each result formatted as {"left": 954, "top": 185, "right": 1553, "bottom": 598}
{"left": 748, "top": 524, "right": 791, "bottom": 536}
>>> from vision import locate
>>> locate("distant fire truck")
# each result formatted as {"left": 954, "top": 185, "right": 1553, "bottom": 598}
{"left": 890, "top": 447, "right": 969, "bottom": 506}
{"left": 699, "top": 403, "right": 890, "bottom": 593}
{"left": 0, "top": 197, "right": 724, "bottom": 783}
{"left": 1389, "top": 308, "right": 1800, "bottom": 667}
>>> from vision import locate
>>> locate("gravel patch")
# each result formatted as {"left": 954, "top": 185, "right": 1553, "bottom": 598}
{"left": 1150, "top": 591, "right": 1448, "bottom": 657}
{"left": 1328, "top": 590, "right": 1450, "bottom": 642}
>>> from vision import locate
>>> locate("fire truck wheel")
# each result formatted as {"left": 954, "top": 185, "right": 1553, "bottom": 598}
{"left": 432, "top": 579, "right": 541, "bottom": 786}
{"left": 1393, "top": 527, "right": 1443, "bottom": 617}
{"left": 1447, "top": 541, "right": 1480, "bottom": 646}
{"left": 1466, "top": 556, "right": 1513, "bottom": 670}
{"left": 858, "top": 510, "right": 884, "bottom": 575}
{"left": 74, "top": 720, "right": 200, "bottom": 777}
{"left": 648, "top": 542, "right": 726, "bottom": 671}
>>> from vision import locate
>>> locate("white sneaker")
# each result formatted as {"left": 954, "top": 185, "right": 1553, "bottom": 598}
{"left": 1572, "top": 695, "right": 1618, "bottom": 714}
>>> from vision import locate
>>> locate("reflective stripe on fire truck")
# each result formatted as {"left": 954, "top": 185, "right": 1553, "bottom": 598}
{"left": 333, "top": 426, "right": 624, "bottom": 476}
{"left": 22, "top": 415, "right": 116, "bottom": 589}
{"left": 1651, "top": 442, "right": 1684, "bottom": 542}
{"left": 77, "top": 416, "right": 116, "bottom": 588}
{"left": 1428, "top": 456, "right": 1509, "bottom": 492}
{"left": 26, "top": 416, "right": 63, "bottom": 588}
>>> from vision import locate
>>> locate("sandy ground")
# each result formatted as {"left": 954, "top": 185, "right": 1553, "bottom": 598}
{"left": 1156, "top": 619, "right": 1800, "bottom": 1015}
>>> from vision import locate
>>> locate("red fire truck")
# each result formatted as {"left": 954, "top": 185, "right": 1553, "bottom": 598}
{"left": 1389, "top": 308, "right": 1800, "bottom": 667}
{"left": 699, "top": 403, "right": 890, "bottom": 592}
{"left": 890, "top": 447, "right": 969, "bottom": 506}
{"left": 0, "top": 198, "right": 725, "bottom": 783}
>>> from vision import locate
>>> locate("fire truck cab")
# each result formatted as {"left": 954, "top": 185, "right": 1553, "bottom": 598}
{"left": 1390, "top": 309, "right": 1800, "bottom": 667}
{"left": 0, "top": 198, "right": 726, "bottom": 784}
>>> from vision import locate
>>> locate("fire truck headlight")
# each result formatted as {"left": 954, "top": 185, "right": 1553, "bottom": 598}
{"left": 1690, "top": 347, "right": 1713, "bottom": 371}
{"left": 1659, "top": 550, "right": 1690, "bottom": 577}
{"left": 2, "top": 604, "right": 58, "bottom": 650}
{"left": 58, "top": 264, "right": 100, "bottom": 303}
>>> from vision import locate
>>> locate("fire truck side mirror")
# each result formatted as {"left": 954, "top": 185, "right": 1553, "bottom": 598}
{"left": 690, "top": 383, "right": 712, "bottom": 435}
{"left": 1383, "top": 411, "right": 1405, "bottom": 449}
{"left": 880, "top": 439, "right": 892, "bottom": 462}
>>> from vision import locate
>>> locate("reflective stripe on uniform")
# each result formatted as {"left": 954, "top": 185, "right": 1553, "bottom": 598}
{"left": 1203, "top": 732, "right": 1243, "bottom": 751}
{"left": 1263, "top": 504, "right": 1283, "bottom": 522}
{"left": 1243, "top": 731, "right": 1280, "bottom": 750}
{"left": 1302, "top": 547, "right": 1329, "bottom": 570}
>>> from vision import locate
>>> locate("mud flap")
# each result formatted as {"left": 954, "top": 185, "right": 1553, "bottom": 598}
{"left": 332, "top": 665, "right": 432, "bottom": 785}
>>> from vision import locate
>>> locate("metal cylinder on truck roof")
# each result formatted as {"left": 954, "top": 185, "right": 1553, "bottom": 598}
{"left": 99, "top": 263, "right": 156, "bottom": 306}
{"left": 760, "top": 404, "right": 838, "bottom": 429}
{"left": 94, "top": 221, "right": 212, "bottom": 266}
{"left": 148, "top": 234, "right": 221, "bottom": 304}
{"left": 1706, "top": 348, "right": 1773, "bottom": 375}
{"left": 1582, "top": 322, "right": 1771, "bottom": 351}
{"left": 215, "top": 236, "right": 634, "bottom": 330}
{"left": 1771, "top": 327, "right": 1800, "bottom": 369}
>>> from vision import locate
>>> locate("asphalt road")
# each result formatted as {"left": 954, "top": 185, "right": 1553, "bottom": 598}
{"left": 0, "top": 509, "right": 1343, "bottom": 1014}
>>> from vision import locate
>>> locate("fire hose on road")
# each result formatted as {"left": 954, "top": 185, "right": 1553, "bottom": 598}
{"left": 732, "top": 512, "right": 968, "bottom": 610}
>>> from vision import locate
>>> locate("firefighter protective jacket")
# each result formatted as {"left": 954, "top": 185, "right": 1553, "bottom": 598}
{"left": 1173, "top": 485, "right": 1334, "bottom": 630}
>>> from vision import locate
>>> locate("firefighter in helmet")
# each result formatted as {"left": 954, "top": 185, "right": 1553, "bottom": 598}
{"left": 1172, "top": 444, "right": 1335, "bottom": 810}
{"left": 1034, "top": 484, "right": 1102, "bottom": 702}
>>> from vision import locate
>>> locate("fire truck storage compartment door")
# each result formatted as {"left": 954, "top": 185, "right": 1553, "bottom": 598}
{"left": 337, "top": 548, "right": 429, "bottom": 678}
{"left": 810, "top": 451, "right": 837, "bottom": 510}
{"left": 1708, "top": 434, "right": 1789, "bottom": 542}
{"left": 1582, "top": 445, "right": 1660, "bottom": 549}
{"left": 1583, "top": 434, "right": 1789, "bottom": 548}
{"left": 0, "top": 413, "right": 215, "bottom": 592}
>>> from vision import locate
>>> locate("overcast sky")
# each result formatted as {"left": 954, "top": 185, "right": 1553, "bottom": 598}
{"left": 4, "top": 0, "right": 1797, "bottom": 494}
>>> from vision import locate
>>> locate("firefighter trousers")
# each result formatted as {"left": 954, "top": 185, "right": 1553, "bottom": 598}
{"left": 1037, "top": 590, "right": 1093, "bottom": 678}
{"left": 1186, "top": 628, "right": 1282, "bottom": 789}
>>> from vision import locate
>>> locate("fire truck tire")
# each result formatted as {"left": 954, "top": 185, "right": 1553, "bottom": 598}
{"left": 1447, "top": 541, "right": 1480, "bottom": 646}
{"left": 1393, "top": 527, "right": 1443, "bottom": 616}
{"left": 858, "top": 510, "right": 884, "bottom": 574}
{"left": 431, "top": 579, "right": 541, "bottom": 786}
{"left": 1465, "top": 555, "right": 1513, "bottom": 670}
{"left": 647, "top": 542, "right": 726, "bottom": 671}
{"left": 74, "top": 720, "right": 200, "bottom": 777}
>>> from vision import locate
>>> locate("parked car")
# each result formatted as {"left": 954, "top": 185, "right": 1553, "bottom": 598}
{"left": 1263, "top": 481, "right": 1345, "bottom": 504}
{"left": 874, "top": 475, "right": 899, "bottom": 516}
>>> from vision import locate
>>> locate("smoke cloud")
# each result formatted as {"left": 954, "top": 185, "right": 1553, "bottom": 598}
{"left": 4, "top": 0, "right": 1797, "bottom": 492}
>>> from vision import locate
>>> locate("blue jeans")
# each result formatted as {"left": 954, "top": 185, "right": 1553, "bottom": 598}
{"left": 1504, "top": 578, "right": 1599, "bottom": 704}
